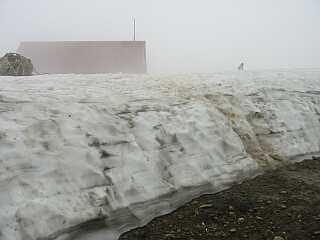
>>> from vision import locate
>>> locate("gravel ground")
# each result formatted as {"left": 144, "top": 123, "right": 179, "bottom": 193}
{"left": 120, "top": 158, "right": 320, "bottom": 240}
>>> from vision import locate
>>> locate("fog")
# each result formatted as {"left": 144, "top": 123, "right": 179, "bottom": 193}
{"left": 1, "top": 0, "right": 319, "bottom": 73}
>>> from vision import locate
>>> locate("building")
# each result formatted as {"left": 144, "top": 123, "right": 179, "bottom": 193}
{"left": 17, "top": 41, "right": 147, "bottom": 74}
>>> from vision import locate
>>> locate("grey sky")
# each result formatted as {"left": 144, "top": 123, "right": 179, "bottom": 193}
{"left": 1, "top": 0, "right": 319, "bottom": 73}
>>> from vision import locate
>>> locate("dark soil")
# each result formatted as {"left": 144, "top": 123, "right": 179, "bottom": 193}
{"left": 119, "top": 158, "right": 320, "bottom": 240}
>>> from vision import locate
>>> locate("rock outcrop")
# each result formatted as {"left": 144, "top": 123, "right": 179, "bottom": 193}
{"left": 0, "top": 53, "right": 33, "bottom": 76}
{"left": 0, "top": 70, "right": 319, "bottom": 240}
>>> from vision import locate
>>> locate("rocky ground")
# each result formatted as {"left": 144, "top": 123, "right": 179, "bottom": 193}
{"left": 120, "top": 158, "right": 320, "bottom": 240}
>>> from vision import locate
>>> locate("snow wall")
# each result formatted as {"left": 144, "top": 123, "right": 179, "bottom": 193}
{"left": 0, "top": 70, "right": 320, "bottom": 240}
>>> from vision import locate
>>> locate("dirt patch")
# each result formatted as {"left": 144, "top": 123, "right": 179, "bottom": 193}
{"left": 119, "top": 158, "right": 320, "bottom": 240}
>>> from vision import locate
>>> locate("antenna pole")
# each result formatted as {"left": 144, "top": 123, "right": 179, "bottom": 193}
{"left": 133, "top": 18, "right": 136, "bottom": 41}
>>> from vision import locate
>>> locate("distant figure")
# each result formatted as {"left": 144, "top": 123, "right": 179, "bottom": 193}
{"left": 238, "top": 62, "right": 244, "bottom": 71}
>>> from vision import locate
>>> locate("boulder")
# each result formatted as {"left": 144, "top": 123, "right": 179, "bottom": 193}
{"left": 0, "top": 53, "right": 33, "bottom": 76}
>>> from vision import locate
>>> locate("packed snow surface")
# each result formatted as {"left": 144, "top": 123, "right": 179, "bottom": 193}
{"left": 0, "top": 70, "right": 320, "bottom": 240}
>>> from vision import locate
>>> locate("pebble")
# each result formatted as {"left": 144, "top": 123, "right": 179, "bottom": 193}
{"left": 164, "top": 233, "right": 175, "bottom": 239}
{"left": 273, "top": 236, "right": 285, "bottom": 240}
{"left": 280, "top": 191, "right": 288, "bottom": 194}
{"left": 199, "top": 204, "right": 213, "bottom": 209}
{"left": 256, "top": 216, "right": 263, "bottom": 221}
{"left": 265, "top": 230, "right": 273, "bottom": 236}
{"left": 238, "top": 217, "right": 245, "bottom": 223}
{"left": 280, "top": 204, "right": 287, "bottom": 209}
{"left": 313, "top": 231, "right": 320, "bottom": 236}
{"left": 229, "top": 228, "right": 237, "bottom": 233}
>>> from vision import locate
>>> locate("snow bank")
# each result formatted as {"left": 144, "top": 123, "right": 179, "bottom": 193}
{"left": 0, "top": 70, "right": 320, "bottom": 240}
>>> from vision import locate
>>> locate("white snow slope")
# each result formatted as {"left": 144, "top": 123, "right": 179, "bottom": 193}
{"left": 0, "top": 70, "right": 320, "bottom": 240}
